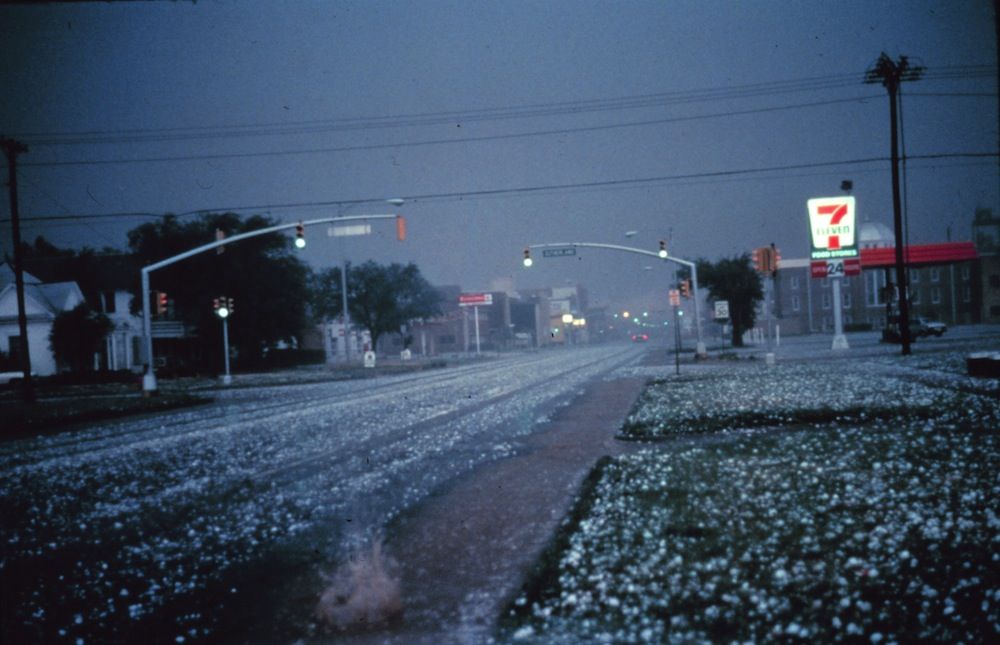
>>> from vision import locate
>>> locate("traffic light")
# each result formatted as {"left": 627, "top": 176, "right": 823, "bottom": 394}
{"left": 681, "top": 279, "right": 691, "bottom": 299}
{"left": 523, "top": 247, "right": 533, "bottom": 267}
{"left": 752, "top": 246, "right": 775, "bottom": 274}
{"left": 295, "top": 222, "right": 306, "bottom": 249}
{"left": 215, "top": 295, "right": 230, "bottom": 318}
{"left": 227, "top": 297, "right": 235, "bottom": 315}
{"left": 659, "top": 240, "right": 668, "bottom": 258}
{"left": 396, "top": 215, "right": 407, "bottom": 241}
{"left": 156, "top": 291, "right": 168, "bottom": 316}
{"left": 771, "top": 243, "right": 781, "bottom": 276}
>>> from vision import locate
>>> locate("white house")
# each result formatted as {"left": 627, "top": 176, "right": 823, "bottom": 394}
{"left": 0, "top": 263, "right": 85, "bottom": 376}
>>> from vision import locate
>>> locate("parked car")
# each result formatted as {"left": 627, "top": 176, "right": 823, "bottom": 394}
{"left": 881, "top": 316, "right": 947, "bottom": 343}
{"left": 912, "top": 317, "right": 947, "bottom": 337}
{"left": 631, "top": 333, "right": 649, "bottom": 342}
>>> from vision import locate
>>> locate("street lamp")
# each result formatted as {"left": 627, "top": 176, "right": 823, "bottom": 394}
{"left": 338, "top": 198, "right": 404, "bottom": 362}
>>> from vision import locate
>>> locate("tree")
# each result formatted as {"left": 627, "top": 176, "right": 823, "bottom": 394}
{"left": 127, "top": 213, "right": 312, "bottom": 368}
{"left": 688, "top": 255, "right": 763, "bottom": 348}
{"left": 313, "top": 261, "right": 440, "bottom": 351}
{"left": 49, "top": 303, "right": 113, "bottom": 372}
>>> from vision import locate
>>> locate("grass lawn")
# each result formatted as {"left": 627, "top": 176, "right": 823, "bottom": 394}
{"left": 501, "top": 361, "right": 999, "bottom": 643}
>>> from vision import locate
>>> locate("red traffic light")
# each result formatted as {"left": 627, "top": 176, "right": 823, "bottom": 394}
{"left": 155, "top": 291, "right": 168, "bottom": 315}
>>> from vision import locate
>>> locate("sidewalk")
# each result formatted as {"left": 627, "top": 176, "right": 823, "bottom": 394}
{"left": 334, "top": 374, "right": 649, "bottom": 644}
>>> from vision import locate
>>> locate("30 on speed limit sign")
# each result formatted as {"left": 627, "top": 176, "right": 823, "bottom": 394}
{"left": 714, "top": 300, "right": 730, "bottom": 320}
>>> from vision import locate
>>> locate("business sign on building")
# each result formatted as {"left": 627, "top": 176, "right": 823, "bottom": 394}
{"left": 459, "top": 293, "right": 493, "bottom": 307}
{"left": 807, "top": 196, "right": 859, "bottom": 260}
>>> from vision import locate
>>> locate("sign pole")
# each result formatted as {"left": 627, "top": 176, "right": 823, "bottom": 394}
{"left": 673, "top": 304, "right": 681, "bottom": 375}
{"left": 831, "top": 277, "right": 849, "bottom": 349}
{"left": 474, "top": 305, "right": 481, "bottom": 355}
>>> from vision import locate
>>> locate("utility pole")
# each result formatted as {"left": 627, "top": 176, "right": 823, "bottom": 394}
{"left": 2, "top": 137, "right": 34, "bottom": 403}
{"left": 865, "top": 53, "right": 924, "bottom": 356}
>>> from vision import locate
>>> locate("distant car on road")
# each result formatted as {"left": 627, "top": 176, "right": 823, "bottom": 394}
{"left": 631, "top": 334, "right": 649, "bottom": 342}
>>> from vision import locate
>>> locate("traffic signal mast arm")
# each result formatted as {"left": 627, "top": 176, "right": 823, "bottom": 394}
{"left": 523, "top": 241, "right": 704, "bottom": 355}
{"left": 140, "top": 213, "right": 404, "bottom": 393}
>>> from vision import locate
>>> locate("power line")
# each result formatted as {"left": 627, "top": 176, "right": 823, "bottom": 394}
{"left": 12, "top": 67, "right": 993, "bottom": 146}
{"left": 4, "top": 152, "right": 995, "bottom": 226}
{"left": 18, "top": 95, "right": 883, "bottom": 168}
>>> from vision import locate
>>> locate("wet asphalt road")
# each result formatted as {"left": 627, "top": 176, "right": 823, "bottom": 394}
{"left": 0, "top": 344, "right": 644, "bottom": 643}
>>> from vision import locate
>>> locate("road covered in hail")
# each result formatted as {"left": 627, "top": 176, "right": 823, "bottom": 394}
{"left": 0, "top": 344, "right": 642, "bottom": 643}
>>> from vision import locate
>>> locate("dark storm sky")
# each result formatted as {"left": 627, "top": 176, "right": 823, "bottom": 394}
{"left": 1, "top": 0, "right": 997, "bottom": 313}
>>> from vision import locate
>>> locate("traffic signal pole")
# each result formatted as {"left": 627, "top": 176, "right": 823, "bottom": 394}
{"left": 140, "top": 213, "right": 403, "bottom": 393}
{"left": 524, "top": 241, "right": 706, "bottom": 357}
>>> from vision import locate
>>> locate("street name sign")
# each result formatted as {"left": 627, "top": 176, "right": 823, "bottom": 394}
{"left": 807, "top": 196, "right": 859, "bottom": 260}
{"left": 459, "top": 293, "right": 493, "bottom": 307}
{"left": 542, "top": 247, "right": 577, "bottom": 258}
{"left": 328, "top": 224, "right": 372, "bottom": 237}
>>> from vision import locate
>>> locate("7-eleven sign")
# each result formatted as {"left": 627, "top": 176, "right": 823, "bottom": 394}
{"left": 807, "top": 196, "right": 858, "bottom": 260}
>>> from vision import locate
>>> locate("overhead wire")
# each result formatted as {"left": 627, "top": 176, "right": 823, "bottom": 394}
{"left": 19, "top": 95, "right": 884, "bottom": 168}
{"left": 4, "top": 152, "right": 995, "bottom": 228}
{"left": 11, "top": 67, "right": 992, "bottom": 146}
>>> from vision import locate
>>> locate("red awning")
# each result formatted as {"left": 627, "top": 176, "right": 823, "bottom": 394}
{"left": 860, "top": 242, "right": 978, "bottom": 268}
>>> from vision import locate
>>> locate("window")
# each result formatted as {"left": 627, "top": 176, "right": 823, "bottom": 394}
{"left": 843, "top": 292, "right": 852, "bottom": 308}
{"left": 790, "top": 276, "right": 800, "bottom": 290}
{"left": 821, "top": 277, "right": 830, "bottom": 288}
{"left": 961, "top": 265, "right": 970, "bottom": 281}
{"left": 792, "top": 294, "right": 801, "bottom": 312}
{"left": 7, "top": 336, "right": 23, "bottom": 363}
{"left": 132, "top": 336, "right": 143, "bottom": 366}
{"left": 963, "top": 286, "right": 971, "bottom": 303}
{"left": 910, "top": 270, "right": 920, "bottom": 284}
{"left": 930, "top": 267, "right": 940, "bottom": 283}
{"left": 438, "top": 335, "right": 456, "bottom": 345}
{"left": 822, "top": 293, "right": 831, "bottom": 310}
{"left": 865, "top": 271, "right": 887, "bottom": 306}
{"left": 843, "top": 276, "right": 850, "bottom": 287}
{"left": 910, "top": 288, "right": 921, "bottom": 304}
{"left": 931, "top": 287, "right": 941, "bottom": 304}
{"left": 990, "top": 274, "right": 1000, "bottom": 289}
{"left": 103, "top": 290, "right": 117, "bottom": 313}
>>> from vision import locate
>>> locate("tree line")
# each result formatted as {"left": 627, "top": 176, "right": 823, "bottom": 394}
{"left": 9, "top": 213, "right": 439, "bottom": 374}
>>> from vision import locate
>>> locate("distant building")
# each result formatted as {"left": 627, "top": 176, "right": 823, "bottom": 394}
{"left": 21, "top": 254, "right": 148, "bottom": 372}
{"left": 973, "top": 208, "right": 1000, "bottom": 323}
{"left": 772, "top": 222, "right": 981, "bottom": 334}
{"left": 0, "top": 263, "right": 86, "bottom": 375}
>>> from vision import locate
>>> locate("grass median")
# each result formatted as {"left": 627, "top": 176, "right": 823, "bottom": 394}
{"left": 500, "top": 361, "right": 999, "bottom": 643}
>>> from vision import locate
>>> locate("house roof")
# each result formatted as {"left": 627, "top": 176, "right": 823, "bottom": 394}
{"left": 0, "top": 263, "right": 84, "bottom": 319}
{"left": 0, "top": 263, "right": 42, "bottom": 290}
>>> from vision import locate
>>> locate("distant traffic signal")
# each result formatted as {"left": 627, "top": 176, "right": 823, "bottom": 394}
{"left": 155, "top": 291, "right": 168, "bottom": 316}
{"left": 523, "top": 247, "right": 533, "bottom": 267}
{"left": 680, "top": 279, "right": 691, "bottom": 299}
{"left": 396, "top": 215, "right": 407, "bottom": 241}
{"left": 658, "top": 240, "right": 668, "bottom": 258}
{"left": 295, "top": 222, "right": 306, "bottom": 249}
